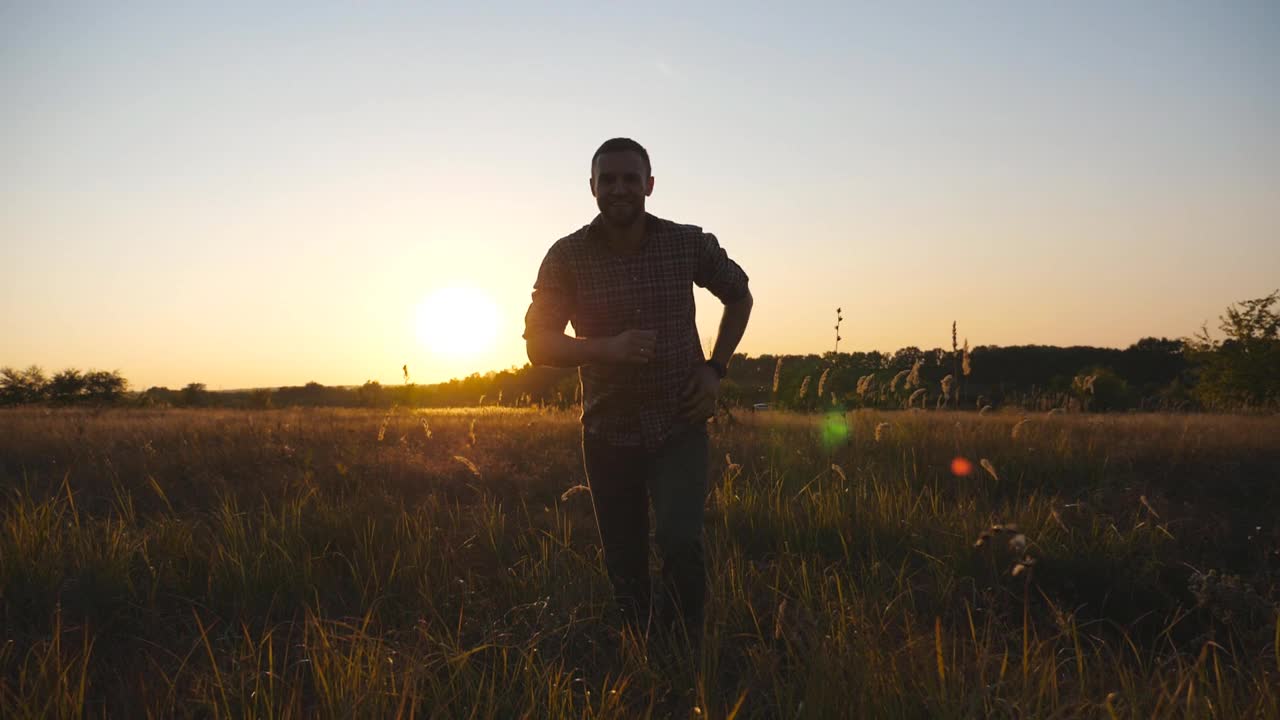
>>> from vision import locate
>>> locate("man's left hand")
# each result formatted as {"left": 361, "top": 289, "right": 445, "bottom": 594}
{"left": 677, "top": 363, "right": 720, "bottom": 423}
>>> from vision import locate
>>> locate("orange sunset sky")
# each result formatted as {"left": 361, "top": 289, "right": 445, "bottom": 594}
{"left": 3, "top": 2, "right": 1277, "bottom": 389}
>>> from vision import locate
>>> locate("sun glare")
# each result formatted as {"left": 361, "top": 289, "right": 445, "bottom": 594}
{"left": 416, "top": 286, "right": 499, "bottom": 358}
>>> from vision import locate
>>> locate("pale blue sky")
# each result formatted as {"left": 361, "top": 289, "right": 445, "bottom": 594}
{"left": 3, "top": 1, "right": 1277, "bottom": 388}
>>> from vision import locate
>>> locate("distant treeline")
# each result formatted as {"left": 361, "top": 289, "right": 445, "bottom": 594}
{"left": 4, "top": 292, "right": 1276, "bottom": 413}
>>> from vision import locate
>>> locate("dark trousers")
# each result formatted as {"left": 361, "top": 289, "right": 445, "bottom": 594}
{"left": 582, "top": 426, "right": 709, "bottom": 638}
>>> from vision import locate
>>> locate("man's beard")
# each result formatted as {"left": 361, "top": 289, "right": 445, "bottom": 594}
{"left": 601, "top": 201, "right": 642, "bottom": 227}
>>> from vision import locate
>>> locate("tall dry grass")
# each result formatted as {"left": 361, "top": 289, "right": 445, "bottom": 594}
{"left": 1, "top": 407, "right": 1278, "bottom": 717}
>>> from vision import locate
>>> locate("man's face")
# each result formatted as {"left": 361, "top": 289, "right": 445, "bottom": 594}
{"left": 590, "top": 151, "right": 654, "bottom": 228}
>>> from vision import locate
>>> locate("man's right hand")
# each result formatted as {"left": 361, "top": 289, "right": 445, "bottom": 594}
{"left": 602, "top": 329, "right": 658, "bottom": 364}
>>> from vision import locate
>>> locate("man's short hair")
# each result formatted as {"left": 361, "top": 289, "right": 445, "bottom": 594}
{"left": 592, "top": 138, "right": 651, "bottom": 177}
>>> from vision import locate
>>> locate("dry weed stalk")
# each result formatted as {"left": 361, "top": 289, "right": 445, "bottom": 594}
{"left": 979, "top": 458, "right": 999, "bottom": 481}
{"left": 889, "top": 369, "right": 909, "bottom": 393}
{"left": 856, "top": 374, "right": 875, "bottom": 397}
{"left": 950, "top": 322, "right": 961, "bottom": 407}
{"left": 772, "top": 358, "right": 783, "bottom": 394}
{"left": 830, "top": 463, "right": 847, "bottom": 484}
{"left": 1073, "top": 373, "right": 1098, "bottom": 395}
{"left": 453, "top": 455, "right": 480, "bottom": 477}
{"left": 907, "top": 388, "right": 927, "bottom": 408}
{"left": 817, "top": 368, "right": 831, "bottom": 399}
{"left": 874, "top": 422, "right": 890, "bottom": 442}
{"left": 1138, "top": 495, "right": 1160, "bottom": 519}
{"left": 725, "top": 453, "right": 743, "bottom": 478}
{"left": 1011, "top": 417, "right": 1029, "bottom": 439}
{"left": 905, "top": 359, "right": 923, "bottom": 389}
{"left": 798, "top": 375, "right": 811, "bottom": 401}
{"left": 560, "top": 484, "right": 591, "bottom": 501}
{"left": 974, "top": 523, "right": 1038, "bottom": 577}
{"left": 377, "top": 409, "right": 393, "bottom": 442}
{"left": 973, "top": 522, "right": 1018, "bottom": 548}
{"left": 1049, "top": 508, "right": 1069, "bottom": 531}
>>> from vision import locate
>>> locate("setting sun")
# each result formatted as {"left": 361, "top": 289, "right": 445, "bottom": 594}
{"left": 415, "top": 286, "right": 499, "bottom": 358}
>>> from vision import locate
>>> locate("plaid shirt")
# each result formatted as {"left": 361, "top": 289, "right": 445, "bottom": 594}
{"left": 524, "top": 213, "right": 750, "bottom": 450}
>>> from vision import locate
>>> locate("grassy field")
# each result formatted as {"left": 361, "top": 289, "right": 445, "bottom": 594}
{"left": 1, "top": 407, "right": 1278, "bottom": 718}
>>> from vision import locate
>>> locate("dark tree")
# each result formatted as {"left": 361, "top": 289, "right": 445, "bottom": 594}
{"left": 357, "top": 380, "right": 386, "bottom": 407}
{"left": 181, "top": 382, "right": 209, "bottom": 407}
{"left": 248, "top": 388, "right": 274, "bottom": 409}
{"left": 48, "top": 369, "right": 88, "bottom": 404}
{"left": 83, "top": 370, "right": 128, "bottom": 404}
{"left": 0, "top": 365, "right": 49, "bottom": 405}
{"left": 1187, "top": 290, "right": 1280, "bottom": 408}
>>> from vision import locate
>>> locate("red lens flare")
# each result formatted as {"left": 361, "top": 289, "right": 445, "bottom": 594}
{"left": 951, "top": 456, "right": 974, "bottom": 477}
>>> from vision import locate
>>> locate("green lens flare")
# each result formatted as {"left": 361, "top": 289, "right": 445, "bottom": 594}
{"left": 820, "top": 412, "right": 849, "bottom": 448}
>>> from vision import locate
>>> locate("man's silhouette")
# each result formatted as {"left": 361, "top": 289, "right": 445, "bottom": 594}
{"left": 524, "top": 138, "right": 753, "bottom": 644}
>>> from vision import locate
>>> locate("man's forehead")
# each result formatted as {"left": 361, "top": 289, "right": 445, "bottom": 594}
{"left": 593, "top": 151, "right": 648, "bottom": 175}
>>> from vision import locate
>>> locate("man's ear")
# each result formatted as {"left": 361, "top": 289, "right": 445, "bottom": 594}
{"left": 646, "top": 176, "right": 655, "bottom": 196}
{"left": 589, "top": 177, "right": 598, "bottom": 197}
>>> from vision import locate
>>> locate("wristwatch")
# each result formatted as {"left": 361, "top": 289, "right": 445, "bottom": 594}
{"left": 705, "top": 358, "right": 728, "bottom": 379}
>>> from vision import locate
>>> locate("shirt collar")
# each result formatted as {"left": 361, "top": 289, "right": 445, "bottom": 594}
{"left": 587, "top": 212, "right": 659, "bottom": 250}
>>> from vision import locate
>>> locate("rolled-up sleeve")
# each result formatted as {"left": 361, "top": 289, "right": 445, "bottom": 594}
{"left": 523, "top": 245, "right": 574, "bottom": 340}
{"left": 693, "top": 232, "right": 750, "bottom": 304}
